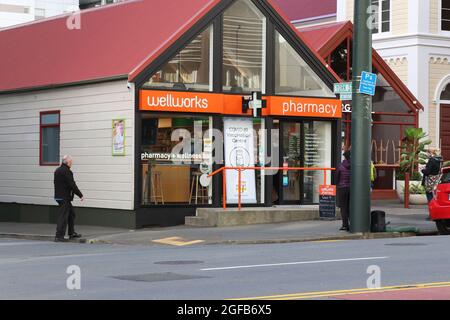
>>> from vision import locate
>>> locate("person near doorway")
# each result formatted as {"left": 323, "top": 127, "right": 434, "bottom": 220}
{"left": 337, "top": 150, "right": 351, "bottom": 231}
{"left": 54, "top": 155, "right": 84, "bottom": 242}
{"left": 422, "top": 148, "right": 443, "bottom": 203}
{"left": 370, "top": 161, "right": 377, "bottom": 191}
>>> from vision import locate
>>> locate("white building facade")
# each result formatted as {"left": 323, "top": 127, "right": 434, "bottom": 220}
{"left": 336, "top": 0, "right": 450, "bottom": 159}
{"left": 0, "top": 0, "right": 79, "bottom": 28}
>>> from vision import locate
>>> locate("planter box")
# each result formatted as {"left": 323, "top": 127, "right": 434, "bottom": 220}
{"left": 396, "top": 180, "right": 427, "bottom": 204}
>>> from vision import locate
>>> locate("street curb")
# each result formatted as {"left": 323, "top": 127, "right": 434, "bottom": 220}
{"left": 1, "top": 230, "right": 438, "bottom": 246}
{"left": 84, "top": 231, "right": 437, "bottom": 246}
{"left": 0, "top": 233, "right": 86, "bottom": 243}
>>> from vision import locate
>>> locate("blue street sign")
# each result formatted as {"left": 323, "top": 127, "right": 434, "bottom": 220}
{"left": 359, "top": 71, "right": 377, "bottom": 96}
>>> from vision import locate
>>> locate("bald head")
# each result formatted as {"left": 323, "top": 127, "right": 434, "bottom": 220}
{"left": 62, "top": 155, "right": 73, "bottom": 168}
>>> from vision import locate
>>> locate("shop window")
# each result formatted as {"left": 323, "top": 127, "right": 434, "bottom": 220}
{"left": 303, "top": 121, "right": 332, "bottom": 204}
{"left": 140, "top": 115, "right": 213, "bottom": 205}
{"left": 143, "top": 26, "right": 213, "bottom": 92}
{"left": 275, "top": 31, "right": 335, "bottom": 98}
{"left": 442, "top": 0, "right": 450, "bottom": 31}
{"left": 223, "top": 0, "right": 265, "bottom": 93}
{"left": 441, "top": 83, "right": 450, "bottom": 100}
{"left": 40, "top": 111, "right": 60, "bottom": 166}
{"left": 371, "top": 0, "right": 390, "bottom": 34}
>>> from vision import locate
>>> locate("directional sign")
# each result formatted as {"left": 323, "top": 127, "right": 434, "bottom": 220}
{"left": 334, "top": 82, "right": 352, "bottom": 94}
{"left": 359, "top": 71, "right": 377, "bottom": 96}
{"left": 340, "top": 93, "right": 352, "bottom": 101}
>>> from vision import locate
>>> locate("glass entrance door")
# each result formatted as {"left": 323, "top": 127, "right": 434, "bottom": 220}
{"left": 280, "top": 122, "right": 302, "bottom": 203}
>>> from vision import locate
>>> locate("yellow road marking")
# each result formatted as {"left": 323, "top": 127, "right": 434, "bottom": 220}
{"left": 152, "top": 237, "right": 204, "bottom": 247}
{"left": 231, "top": 281, "right": 450, "bottom": 300}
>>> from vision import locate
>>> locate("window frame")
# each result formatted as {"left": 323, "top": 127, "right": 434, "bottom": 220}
{"left": 39, "top": 110, "right": 61, "bottom": 166}
{"left": 440, "top": 0, "right": 450, "bottom": 33}
{"left": 371, "top": 0, "right": 391, "bottom": 35}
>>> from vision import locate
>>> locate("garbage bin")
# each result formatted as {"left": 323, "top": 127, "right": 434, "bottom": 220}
{"left": 371, "top": 211, "right": 386, "bottom": 233}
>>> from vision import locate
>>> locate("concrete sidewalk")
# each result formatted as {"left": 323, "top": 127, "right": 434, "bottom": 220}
{"left": 0, "top": 201, "right": 438, "bottom": 245}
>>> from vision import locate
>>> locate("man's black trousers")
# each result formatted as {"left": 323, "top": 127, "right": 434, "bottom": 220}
{"left": 56, "top": 200, "right": 76, "bottom": 238}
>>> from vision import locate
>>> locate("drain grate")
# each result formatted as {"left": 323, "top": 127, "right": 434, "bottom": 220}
{"left": 385, "top": 243, "right": 428, "bottom": 247}
{"left": 154, "top": 260, "right": 204, "bottom": 265}
{"left": 111, "top": 272, "right": 210, "bottom": 283}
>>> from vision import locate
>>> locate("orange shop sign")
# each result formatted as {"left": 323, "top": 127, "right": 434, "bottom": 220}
{"left": 140, "top": 90, "right": 225, "bottom": 114}
{"left": 139, "top": 90, "right": 342, "bottom": 118}
{"left": 265, "top": 96, "right": 342, "bottom": 118}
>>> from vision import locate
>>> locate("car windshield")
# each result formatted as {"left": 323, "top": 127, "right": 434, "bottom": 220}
{"left": 441, "top": 172, "right": 450, "bottom": 184}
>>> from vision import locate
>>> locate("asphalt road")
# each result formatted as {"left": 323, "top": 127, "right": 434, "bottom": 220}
{"left": 0, "top": 235, "right": 449, "bottom": 300}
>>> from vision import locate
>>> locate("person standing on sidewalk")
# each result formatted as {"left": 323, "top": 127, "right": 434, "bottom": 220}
{"left": 422, "top": 148, "right": 443, "bottom": 203}
{"left": 336, "top": 150, "right": 351, "bottom": 231}
{"left": 54, "top": 155, "right": 84, "bottom": 242}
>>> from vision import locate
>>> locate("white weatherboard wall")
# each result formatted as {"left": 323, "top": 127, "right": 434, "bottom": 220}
{"left": 0, "top": 80, "right": 135, "bottom": 211}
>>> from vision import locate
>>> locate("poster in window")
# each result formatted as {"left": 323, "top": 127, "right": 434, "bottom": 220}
{"left": 112, "top": 119, "right": 126, "bottom": 156}
{"left": 224, "top": 118, "right": 257, "bottom": 204}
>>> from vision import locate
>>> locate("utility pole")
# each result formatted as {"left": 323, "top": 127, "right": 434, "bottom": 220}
{"left": 350, "top": 0, "right": 373, "bottom": 233}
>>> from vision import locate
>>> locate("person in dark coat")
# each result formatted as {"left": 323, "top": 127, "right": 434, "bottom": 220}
{"left": 54, "top": 155, "right": 84, "bottom": 242}
{"left": 422, "top": 148, "right": 443, "bottom": 203}
{"left": 336, "top": 150, "right": 351, "bottom": 231}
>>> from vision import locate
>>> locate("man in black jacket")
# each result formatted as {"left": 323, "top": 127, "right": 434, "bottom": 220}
{"left": 54, "top": 155, "right": 84, "bottom": 242}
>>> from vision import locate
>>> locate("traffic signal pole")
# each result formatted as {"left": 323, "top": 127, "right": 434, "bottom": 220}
{"left": 350, "top": 0, "right": 373, "bottom": 233}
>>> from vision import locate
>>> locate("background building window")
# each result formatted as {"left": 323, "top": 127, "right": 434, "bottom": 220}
{"left": 143, "top": 26, "right": 213, "bottom": 92}
{"left": 40, "top": 111, "right": 60, "bottom": 166}
{"left": 35, "top": 8, "right": 45, "bottom": 20}
{"left": 371, "top": 0, "right": 390, "bottom": 34}
{"left": 442, "top": 0, "right": 450, "bottom": 31}
{"left": 222, "top": 0, "right": 266, "bottom": 94}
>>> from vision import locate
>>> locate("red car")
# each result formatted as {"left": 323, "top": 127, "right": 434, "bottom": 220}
{"left": 429, "top": 167, "right": 450, "bottom": 235}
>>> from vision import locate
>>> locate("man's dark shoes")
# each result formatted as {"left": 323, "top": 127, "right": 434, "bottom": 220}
{"left": 54, "top": 237, "right": 68, "bottom": 243}
{"left": 340, "top": 226, "right": 349, "bottom": 231}
{"left": 69, "top": 233, "right": 82, "bottom": 240}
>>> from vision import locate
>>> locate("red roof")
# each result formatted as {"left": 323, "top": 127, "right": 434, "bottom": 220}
{"left": 297, "top": 21, "right": 351, "bottom": 55}
{"left": 298, "top": 21, "right": 424, "bottom": 112}
{"left": 272, "top": 0, "right": 336, "bottom": 22}
{"left": 0, "top": 0, "right": 219, "bottom": 93}
{"left": 0, "top": 0, "right": 339, "bottom": 93}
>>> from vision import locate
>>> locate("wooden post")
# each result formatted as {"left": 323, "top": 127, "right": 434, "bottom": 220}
{"left": 404, "top": 172, "right": 410, "bottom": 209}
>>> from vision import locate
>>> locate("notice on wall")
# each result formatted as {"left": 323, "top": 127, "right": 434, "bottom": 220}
{"left": 112, "top": 119, "right": 125, "bottom": 156}
{"left": 224, "top": 118, "right": 257, "bottom": 204}
{"left": 319, "top": 185, "right": 336, "bottom": 219}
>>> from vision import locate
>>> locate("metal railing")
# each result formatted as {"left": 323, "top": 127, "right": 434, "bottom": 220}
{"left": 208, "top": 167, "right": 336, "bottom": 210}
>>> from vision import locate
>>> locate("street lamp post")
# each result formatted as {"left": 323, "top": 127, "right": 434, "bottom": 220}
{"left": 350, "top": 0, "right": 373, "bottom": 233}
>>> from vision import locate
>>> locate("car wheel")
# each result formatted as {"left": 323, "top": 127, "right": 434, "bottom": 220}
{"left": 436, "top": 220, "right": 450, "bottom": 235}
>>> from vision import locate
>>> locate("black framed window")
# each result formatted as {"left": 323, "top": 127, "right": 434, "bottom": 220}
{"left": 442, "top": 0, "right": 450, "bottom": 31}
{"left": 40, "top": 111, "right": 60, "bottom": 166}
{"left": 143, "top": 25, "right": 214, "bottom": 92}
{"left": 222, "top": 0, "right": 266, "bottom": 94}
{"left": 274, "top": 30, "right": 334, "bottom": 97}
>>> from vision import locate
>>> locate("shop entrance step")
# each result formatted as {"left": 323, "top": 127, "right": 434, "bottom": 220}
{"left": 185, "top": 206, "right": 341, "bottom": 228}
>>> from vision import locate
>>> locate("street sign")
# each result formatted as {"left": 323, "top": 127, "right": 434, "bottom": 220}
{"left": 340, "top": 93, "right": 352, "bottom": 101}
{"left": 359, "top": 71, "right": 377, "bottom": 96}
{"left": 334, "top": 82, "right": 352, "bottom": 94}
